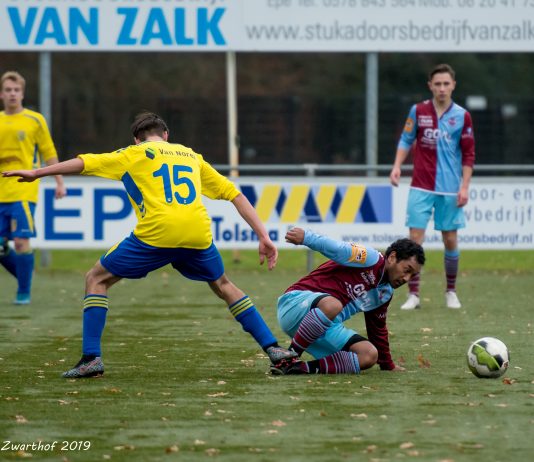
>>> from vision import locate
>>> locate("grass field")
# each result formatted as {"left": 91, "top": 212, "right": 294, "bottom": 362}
{"left": 1, "top": 249, "right": 533, "bottom": 462}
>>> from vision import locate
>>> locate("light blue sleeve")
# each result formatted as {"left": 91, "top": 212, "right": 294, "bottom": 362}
{"left": 302, "top": 230, "right": 380, "bottom": 268}
{"left": 397, "top": 104, "right": 417, "bottom": 151}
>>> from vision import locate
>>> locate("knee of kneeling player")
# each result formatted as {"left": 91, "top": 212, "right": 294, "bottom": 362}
{"left": 355, "top": 342, "right": 379, "bottom": 370}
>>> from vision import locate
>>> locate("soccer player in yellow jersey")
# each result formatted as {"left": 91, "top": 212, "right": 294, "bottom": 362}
{"left": 0, "top": 71, "right": 66, "bottom": 305}
{"left": 3, "top": 112, "right": 297, "bottom": 378}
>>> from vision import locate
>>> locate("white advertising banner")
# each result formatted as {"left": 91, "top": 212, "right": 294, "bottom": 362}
{"left": 0, "top": 0, "right": 532, "bottom": 52}
{"left": 32, "top": 177, "right": 534, "bottom": 250}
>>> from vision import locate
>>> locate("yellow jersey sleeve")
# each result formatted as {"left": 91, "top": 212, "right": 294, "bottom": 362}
{"left": 78, "top": 149, "right": 131, "bottom": 180}
{"left": 198, "top": 154, "right": 240, "bottom": 201}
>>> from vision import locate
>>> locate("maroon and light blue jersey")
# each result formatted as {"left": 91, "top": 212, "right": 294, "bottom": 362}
{"left": 398, "top": 100, "right": 475, "bottom": 195}
{"left": 285, "top": 231, "right": 396, "bottom": 370}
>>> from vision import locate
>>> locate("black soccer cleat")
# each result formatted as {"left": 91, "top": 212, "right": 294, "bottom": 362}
{"left": 270, "top": 360, "right": 307, "bottom": 376}
{"left": 62, "top": 356, "right": 104, "bottom": 378}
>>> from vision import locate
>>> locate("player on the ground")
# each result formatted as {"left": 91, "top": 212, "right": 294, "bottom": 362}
{"left": 271, "top": 227, "right": 425, "bottom": 375}
{"left": 3, "top": 112, "right": 296, "bottom": 377}
{"left": 0, "top": 71, "right": 66, "bottom": 305}
{"left": 389, "top": 63, "right": 475, "bottom": 310}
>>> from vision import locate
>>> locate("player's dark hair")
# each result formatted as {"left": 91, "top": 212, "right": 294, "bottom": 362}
{"left": 131, "top": 112, "right": 169, "bottom": 141}
{"left": 429, "top": 63, "right": 455, "bottom": 81}
{"left": 385, "top": 239, "right": 425, "bottom": 265}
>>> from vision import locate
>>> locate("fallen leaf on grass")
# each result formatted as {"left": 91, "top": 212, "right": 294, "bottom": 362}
{"left": 417, "top": 354, "right": 431, "bottom": 368}
{"left": 205, "top": 448, "right": 220, "bottom": 456}
{"left": 105, "top": 387, "right": 122, "bottom": 394}
{"left": 15, "top": 450, "right": 32, "bottom": 458}
{"left": 114, "top": 445, "right": 135, "bottom": 451}
{"left": 207, "top": 392, "right": 228, "bottom": 397}
{"left": 271, "top": 420, "right": 286, "bottom": 427}
{"left": 165, "top": 445, "right": 179, "bottom": 453}
{"left": 420, "top": 327, "right": 433, "bottom": 332}
{"left": 495, "top": 403, "right": 508, "bottom": 408}
{"left": 502, "top": 377, "right": 516, "bottom": 385}
{"left": 365, "top": 445, "right": 377, "bottom": 453}
{"left": 15, "top": 415, "right": 28, "bottom": 423}
{"left": 194, "top": 440, "right": 205, "bottom": 446}
{"left": 350, "top": 413, "right": 368, "bottom": 419}
{"left": 400, "top": 442, "right": 415, "bottom": 449}
{"left": 407, "top": 450, "right": 420, "bottom": 456}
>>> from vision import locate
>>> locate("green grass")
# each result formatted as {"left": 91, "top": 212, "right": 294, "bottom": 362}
{"left": 1, "top": 249, "right": 533, "bottom": 462}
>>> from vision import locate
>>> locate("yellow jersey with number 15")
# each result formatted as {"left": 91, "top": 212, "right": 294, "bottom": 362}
{"left": 0, "top": 109, "right": 58, "bottom": 202}
{"left": 78, "top": 140, "right": 240, "bottom": 249}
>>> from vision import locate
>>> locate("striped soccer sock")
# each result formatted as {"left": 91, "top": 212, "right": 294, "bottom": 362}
{"left": 82, "top": 295, "right": 109, "bottom": 357}
{"left": 444, "top": 248, "right": 460, "bottom": 292}
{"left": 290, "top": 308, "right": 332, "bottom": 356}
{"left": 407, "top": 272, "right": 420, "bottom": 296}
{"left": 307, "top": 351, "right": 361, "bottom": 374}
{"left": 229, "top": 296, "right": 277, "bottom": 350}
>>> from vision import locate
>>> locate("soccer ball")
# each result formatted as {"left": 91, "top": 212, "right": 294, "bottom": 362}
{"left": 466, "top": 337, "right": 509, "bottom": 378}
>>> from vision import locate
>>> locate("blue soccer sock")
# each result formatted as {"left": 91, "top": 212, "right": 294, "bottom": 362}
{"left": 82, "top": 295, "right": 109, "bottom": 357}
{"left": 0, "top": 247, "right": 17, "bottom": 278}
{"left": 15, "top": 251, "right": 34, "bottom": 295}
{"left": 229, "top": 296, "right": 277, "bottom": 350}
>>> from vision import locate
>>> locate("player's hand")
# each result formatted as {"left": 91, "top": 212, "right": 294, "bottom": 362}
{"left": 389, "top": 167, "right": 401, "bottom": 187}
{"left": 2, "top": 170, "right": 38, "bottom": 182}
{"left": 285, "top": 227, "right": 305, "bottom": 245}
{"left": 457, "top": 188, "right": 469, "bottom": 207}
{"left": 55, "top": 183, "right": 67, "bottom": 199}
{"left": 391, "top": 364, "right": 406, "bottom": 372}
{"left": 258, "top": 238, "right": 278, "bottom": 271}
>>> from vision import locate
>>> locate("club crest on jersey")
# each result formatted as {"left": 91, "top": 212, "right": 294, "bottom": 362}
{"left": 403, "top": 117, "right": 414, "bottom": 133}
{"left": 145, "top": 148, "right": 156, "bottom": 160}
{"left": 448, "top": 117, "right": 457, "bottom": 126}
{"left": 17, "top": 131, "right": 26, "bottom": 141}
{"left": 349, "top": 244, "right": 367, "bottom": 264}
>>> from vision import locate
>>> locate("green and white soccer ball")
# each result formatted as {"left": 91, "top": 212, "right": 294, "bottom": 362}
{"left": 467, "top": 337, "right": 510, "bottom": 379}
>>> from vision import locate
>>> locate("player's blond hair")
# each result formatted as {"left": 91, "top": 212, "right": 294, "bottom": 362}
{"left": 1, "top": 71, "right": 26, "bottom": 91}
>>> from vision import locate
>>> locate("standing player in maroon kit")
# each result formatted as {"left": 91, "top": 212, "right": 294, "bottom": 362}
{"left": 271, "top": 227, "right": 425, "bottom": 375}
{"left": 390, "top": 64, "right": 475, "bottom": 310}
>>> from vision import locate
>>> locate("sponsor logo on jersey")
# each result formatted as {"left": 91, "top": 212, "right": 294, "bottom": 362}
{"left": 364, "top": 270, "right": 376, "bottom": 285}
{"left": 17, "top": 131, "right": 26, "bottom": 141}
{"left": 418, "top": 115, "right": 433, "bottom": 128}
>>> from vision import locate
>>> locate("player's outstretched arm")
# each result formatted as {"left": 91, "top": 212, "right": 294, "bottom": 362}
{"left": 2, "top": 158, "right": 84, "bottom": 182}
{"left": 231, "top": 193, "right": 278, "bottom": 270}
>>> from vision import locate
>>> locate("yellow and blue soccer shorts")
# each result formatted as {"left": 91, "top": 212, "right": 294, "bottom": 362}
{"left": 0, "top": 201, "right": 36, "bottom": 239}
{"left": 277, "top": 290, "right": 357, "bottom": 360}
{"left": 406, "top": 188, "right": 466, "bottom": 231}
{"left": 101, "top": 233, "right": 224, "bottom": 281}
